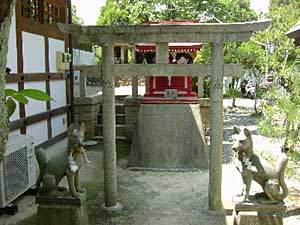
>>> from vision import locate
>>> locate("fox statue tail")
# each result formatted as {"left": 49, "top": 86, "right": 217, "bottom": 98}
{"left": 35, "top": 148, "right": 47, "bottom": 189}
{"left": 276, "top": 152, "right": 288, "bottom": 200}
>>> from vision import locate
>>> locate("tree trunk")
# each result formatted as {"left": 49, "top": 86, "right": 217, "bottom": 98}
{"left": 0, "top": 0, "right": 15, "bottom": 162}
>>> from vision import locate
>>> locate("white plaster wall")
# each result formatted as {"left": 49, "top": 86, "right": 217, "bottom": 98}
{"left": 51, "top": 113, "right": 67, "bottom": 137}
{"left": 6, "top": 83, "right": 20, "bottom": 121}
{"left": 50, "top": 80, "right": 67, "bottom": 109}
{"left": 26, "top": 120, "right": 48, "bottom": 146}
{"left": 9, "top": 129, "right": 21, "bottom": 137}
{"left": 6, "top": 9, "right": 17, "bottom": 73}
{"left": 73, "top": 49, "right": 95, "bottom": 65}
{"left": 22, "top": 32, "right": 45, "bottom": 73}
{"left": 24, "top": 82, "right": 47, "bottom": 116}
{"left": 49, "top": 38, "right": 65, "bottom": 73}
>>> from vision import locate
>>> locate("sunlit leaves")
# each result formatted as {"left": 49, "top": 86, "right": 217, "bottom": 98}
{"left": 5, "top": 89, "right": 53, "bottom": 119}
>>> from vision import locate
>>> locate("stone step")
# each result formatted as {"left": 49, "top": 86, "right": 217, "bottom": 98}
{"left": 93, "top": 136, "right": 126, "bottom": 141}
{"left": 99, "top": 103, "right": 125, "bottom": 114}
{"left": 95, "top": 124, "right": 125, "bottom": 137}
{"left": 97, "top": 113, "right": 125, "bottom": 125}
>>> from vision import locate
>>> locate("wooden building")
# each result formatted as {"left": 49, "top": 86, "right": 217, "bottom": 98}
{"left": 6, "top": 0, "right": 71, "bottom": 148}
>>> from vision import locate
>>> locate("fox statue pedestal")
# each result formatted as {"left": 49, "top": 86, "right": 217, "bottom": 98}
{"left": 232, "top": 196, "right": 286, "bottom": 225}
{"left": 36, "top": 190, "right": 89, "bottom": 225}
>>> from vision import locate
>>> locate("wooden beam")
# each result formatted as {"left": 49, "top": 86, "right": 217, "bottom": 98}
{"left": 6, "top": 72, "right": 68, "bottom": 83}
{"left": 9, "top": 105, "right": 70, "bottom": 131}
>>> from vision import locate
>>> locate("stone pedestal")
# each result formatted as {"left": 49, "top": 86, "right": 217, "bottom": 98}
{"left": 124, "top": 96, "right": 142, "bottom": 141}
{"left": 198, "top": 98, "right": 210, "bottom": 125}
{"left": 36, "top": 191, "right": 89, "bottom": 225}
{"left": 129, "top": 104, "right": 208, "bottom": 169}
{"left": 74, "top": 95, "right": 102, "bottom": 139}
{"left": 232, "top": 196, "right": 286, "bottom": 225}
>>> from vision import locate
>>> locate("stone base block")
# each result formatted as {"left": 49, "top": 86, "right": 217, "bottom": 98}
{"left": 124, "top": 96, "right": 142, "bottom": 141}
{"left": 129, "top": 104, "right": 208, "bottom": 169}
{"left": 36, "top": 191, "right": 89, "bottom": 225}
{"left": 232, "top": 196, "right": 286, "bottom": 225}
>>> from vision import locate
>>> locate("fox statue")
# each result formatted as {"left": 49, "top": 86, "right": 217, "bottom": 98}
{"left": 36, "top": 123, "right": 89, "bottom": 198}
{"left": 232, "top": 126, "right": 288, "bottom": 204}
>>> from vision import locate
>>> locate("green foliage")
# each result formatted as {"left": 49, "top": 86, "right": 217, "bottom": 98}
{"left": 72, "top": 5, "right": 84, "bottom": 25}
{"left": 97, "top": 0, "right": 257, "bottom": 26}
{"left": 255, "top": 0, "right": 300, "bottom": 157}
{"left": 225, "top": 87, "right": 242, "bottom": 98}
{"left": 5, "top": 88, "right": 53, "bottom": 119}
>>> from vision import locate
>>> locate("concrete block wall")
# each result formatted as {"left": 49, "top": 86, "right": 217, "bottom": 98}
{"left": 74, "top": 95, "right": 102, "bottom": 139}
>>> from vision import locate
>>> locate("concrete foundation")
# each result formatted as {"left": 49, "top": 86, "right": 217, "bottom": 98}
{"left": 36, "top": 191, "right": 89, "bottom": 225}
{"left": 129, "top": 104, "right": 208, "bottom": 169}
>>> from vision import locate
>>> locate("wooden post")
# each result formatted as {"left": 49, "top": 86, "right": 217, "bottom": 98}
{"left": 102, "top": 43, "right": 121, "bottom": 210}
{"left": 131, "top": 49, "right": 138, "bottom": 97}
{"left": 209, "top": 41, "right": 224, "bottom": 210}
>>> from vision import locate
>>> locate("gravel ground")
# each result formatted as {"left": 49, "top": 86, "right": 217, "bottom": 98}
{"left": 1, "top": 97, "right": 299, "bottom": 225}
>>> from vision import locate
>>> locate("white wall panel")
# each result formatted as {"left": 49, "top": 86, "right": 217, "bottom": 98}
{"left": 73, "top": 49, "right": 95, "bottom": 65}
{"left": 26, "top": 120, "right": 48, "bottom": 146}
{"left": 22, "top": 32, "right": 45, "bottom": 73}
{"left": 6, "top": 83, "right": 20, "bottom": 121}
{"left": 50, "top": 80, "right": 67, "bottom": 109}
{"left": 49, "top": 38, "right": 65, "bottom": 73}
{"left": 51, "top": 113, "right": 67, "bottom": 137}
{"left": 24, "top": 82, "right": 47, "bottom": 116}
{"left": 8, "top": 129, "right": 21, "bottom": 138}
{"left": 6, "top": 9, "right": 17, "bottom": 73}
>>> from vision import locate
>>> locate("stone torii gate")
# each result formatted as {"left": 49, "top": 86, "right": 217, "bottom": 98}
{"left": 58, "top": 20, "right": 271, "bottom": 211}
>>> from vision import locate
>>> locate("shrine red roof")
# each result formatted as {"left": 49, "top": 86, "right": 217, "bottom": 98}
{"left": 136, "top": 43, "right": 203, "bottom": 52}
{"left": 136, "top": 20, "right": 203, "bottom": 52}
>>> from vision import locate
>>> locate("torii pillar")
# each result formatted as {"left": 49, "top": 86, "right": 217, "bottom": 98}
{"left": 209, "top": 42, "right": 224, "bottom": 209}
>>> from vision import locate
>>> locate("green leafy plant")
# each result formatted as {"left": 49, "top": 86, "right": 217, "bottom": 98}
{"left": 5, "top": 88, "right": 53, "bottom": 119}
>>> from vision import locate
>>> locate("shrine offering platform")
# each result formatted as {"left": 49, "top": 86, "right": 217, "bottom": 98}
{"left": 129, "top": 104, "right": 208, "bottom": 169}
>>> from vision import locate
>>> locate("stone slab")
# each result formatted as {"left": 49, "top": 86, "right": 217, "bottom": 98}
{"left": 232, "top": 196, "right": 285, "bottom": 225}
{"left": 129, "top": 104, "right": 208, "bottom": 169}
{"left": 36, "top": 191, "right": 88, "bottom": 225}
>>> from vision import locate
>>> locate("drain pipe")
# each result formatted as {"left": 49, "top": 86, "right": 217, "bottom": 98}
{"left": 68, "top": 0, "right": 74, "bottom": 123}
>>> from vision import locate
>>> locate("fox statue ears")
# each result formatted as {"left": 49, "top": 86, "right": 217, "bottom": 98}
{"left": 233, "top": 126, "right": 251, "bottom": 137}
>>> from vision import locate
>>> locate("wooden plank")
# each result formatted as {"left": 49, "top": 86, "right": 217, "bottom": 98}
{"left": 35, "top": 131, "right": 68, "bottom": 150}
{"left": 9, "top": 105, "right": 70, "bottom": 131}
{"left": 6, "top": 72, "right": 68, "bottom": 83}
{"left": 45, "top": 36, "right": 52, "bottom": 139}
{"left": 21, "top": 18, "right": 66, "bottom": 40}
